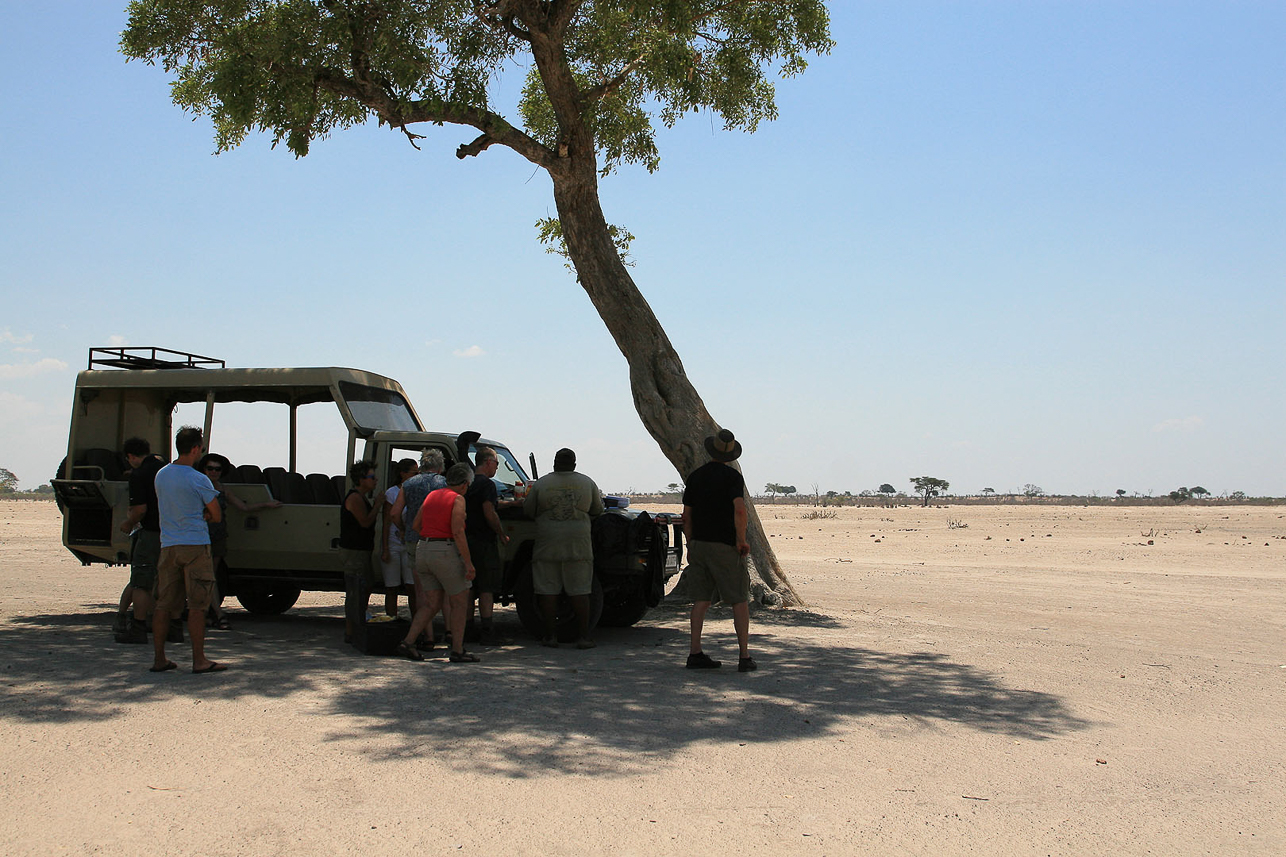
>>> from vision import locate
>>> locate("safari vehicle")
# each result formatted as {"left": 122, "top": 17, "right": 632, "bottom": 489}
{"left": 53, "top": 346, "right": 681, "bottom": 639}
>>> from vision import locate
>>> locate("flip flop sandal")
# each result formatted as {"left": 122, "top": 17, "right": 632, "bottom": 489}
{"left": 149, "top": 661, "right": 178, "bottom": 673}
{"left": 448, "top": 651, "right": 479, "bottom": 663}
{"left": 192, "top": 662, "right": 228, "bottom": 674}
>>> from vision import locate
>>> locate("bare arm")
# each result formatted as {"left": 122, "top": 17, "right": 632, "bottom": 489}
{"left": 345, "top": 492, "right": 380, "bottom": 528}
{"left": 204, "top": 497, "right": 222, "bottom": 525}
{"left": 120, "top": 504, "right": 147, "bottom": 533}
{"left": 681, "top": 505, "right": 693, "bottom": 541}
{"left": 482, "top": 500, "right": 510, "bottom": 544}
{"left": 733, "top": 497, "right": 749, "bottom": 556}
{"left": 225, "top": 491, "right": 281, "bottom": 513}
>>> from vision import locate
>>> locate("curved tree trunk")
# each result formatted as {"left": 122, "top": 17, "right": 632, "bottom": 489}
{"left": 548, "top": 160, "right": 803, "bottom": 606}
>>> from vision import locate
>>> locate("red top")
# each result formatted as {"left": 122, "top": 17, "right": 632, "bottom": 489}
{"left": 419, "top": 487, "right": 457, "bottom": 539}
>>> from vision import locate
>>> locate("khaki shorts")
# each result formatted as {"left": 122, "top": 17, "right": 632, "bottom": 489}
{"left": 684, "top": 540, "right": 750, "bottom": 605}
{"left": 532, "top": 559, "right": 594, "bottom": 597}
{"left": 155, "top": 544, "right": 216, "bottom": 614}
{"left": 415, "top": 540, "right": 470, "bottom": 596}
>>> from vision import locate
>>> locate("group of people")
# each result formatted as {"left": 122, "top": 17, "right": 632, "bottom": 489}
{"left": 117, "top": 425, "right": 760, "bottom": 674}
{"left": 339, "top": 444, "right": 609, "bottom": 663}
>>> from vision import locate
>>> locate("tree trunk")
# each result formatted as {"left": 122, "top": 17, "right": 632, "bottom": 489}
{"left": 548, "top": 161, "right": 803, "bottom": 606}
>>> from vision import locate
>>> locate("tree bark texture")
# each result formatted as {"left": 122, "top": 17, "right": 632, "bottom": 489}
{"left": 546, "top": 159, "right": 803, "bottom": 606}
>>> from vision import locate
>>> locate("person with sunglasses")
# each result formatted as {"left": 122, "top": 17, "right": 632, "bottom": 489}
{"left": 195, "top": 452, "right": 282, "bottom": 629}
{"left": 341, "top": 460, "right": 382, "bottom": 644}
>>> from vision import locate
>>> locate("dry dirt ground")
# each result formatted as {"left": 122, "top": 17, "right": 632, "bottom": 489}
{"left": 1, "top": 498, "right": 1283, "bottom": 856}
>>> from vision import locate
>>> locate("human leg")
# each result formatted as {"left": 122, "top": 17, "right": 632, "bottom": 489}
{"left": 731, "top": 601, "right": 751, "bottom": 657}
{"left": 447, "top": 591, "right": 471, "bottom": 656}
{"left": 179, "top": 546, "right": 219, "bottom": 672}
{"left": 689, "top": 600, "right": 711, "bottom": 655}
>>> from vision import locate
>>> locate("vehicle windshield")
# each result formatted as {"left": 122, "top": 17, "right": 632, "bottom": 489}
{"left": 473, "top": 445, "right": 529, "bottom": 487}
{"left": 338, "top": 381, "right": 419, "bottom": 432}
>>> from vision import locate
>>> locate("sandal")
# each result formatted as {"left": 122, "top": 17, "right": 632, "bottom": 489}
{"left": 448, "top": 650, "right": 479, "bottom": 663}
{"left": 214, "top": 615, "right": 231, "bottom": 631}
{"left": 395, "top": 641, "right": 424, "bottom": 662}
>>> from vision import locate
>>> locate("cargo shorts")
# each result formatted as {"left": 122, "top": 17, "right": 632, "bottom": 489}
{"left": 155, "top": 544, "right": 216, "bottom": 615}
{"left": 684, "top": 540, "right": 750, "bottom": 605}
{"left": 532, "top": 559, "right": 593, "bottom": 597}
{"left": 129, "top": 528, "right": 161, "bottom": 591}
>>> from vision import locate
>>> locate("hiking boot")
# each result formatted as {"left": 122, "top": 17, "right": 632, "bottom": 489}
{"left": 117, "top": 617, "right": 148, "bottom": 644}
{"left": 738, "top": 656, "right": 759, "bottom": 672}
{"left": 686, "top": 651, "right": 722, "bottom": 670}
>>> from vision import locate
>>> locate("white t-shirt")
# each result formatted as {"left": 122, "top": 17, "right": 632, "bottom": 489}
{"left": 385, "top": 485, "right": 404, "bottom": 550}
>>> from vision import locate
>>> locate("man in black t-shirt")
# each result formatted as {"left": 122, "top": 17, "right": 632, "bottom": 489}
{"left": 115, "top": 437, "right": 164, "bottom": 643}
{"left": 681, "top": 428, "right": 757, "bottom": 672}
{"left": 464, "top": 446, "right": 511, "bottom": 645}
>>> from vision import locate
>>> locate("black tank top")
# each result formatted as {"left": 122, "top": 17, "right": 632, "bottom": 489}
{"left": 338, "top": 490, "right": 375, "bottom": 550}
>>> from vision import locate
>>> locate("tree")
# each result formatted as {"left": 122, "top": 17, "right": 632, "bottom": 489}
{"left": 1189, "top": 486, "right": 1209, "bottom": 498}
{"left": 1022, "top": 483, "right": 1044, "bottom": 498}
{"left": 121, "top": 1, "right": 833, "bottom": 605}
{"left": 910, "top": 476, "right": 948, "bottom": 507}
{"left": 981, "top": 487, "right": 995, "bottom": 496}
{"left": 1115, "top": 488, "right": 1126, "bottom": 498}
{"left": 665, "top": 482, "right": 681, "bottom": 494}
{"left": 877, "top": 483, "right": 896, "bottom": 497}
{"left": 1169, "top": 486, "right": 1191, "bottom": 503}
{"left": 0, "top": 468, "right": 17, "bottom": 493}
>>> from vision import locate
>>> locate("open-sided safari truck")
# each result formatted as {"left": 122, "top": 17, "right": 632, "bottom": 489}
{"left": 53, "top": 347, "right": 681, "bottom": 639}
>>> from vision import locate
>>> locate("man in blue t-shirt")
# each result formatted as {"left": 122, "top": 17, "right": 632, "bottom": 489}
{"left": 149, "top": 426, "right": 225, "bottom": 675}
{"left": 681, "top": 429, "right": 757, "bottom": 672}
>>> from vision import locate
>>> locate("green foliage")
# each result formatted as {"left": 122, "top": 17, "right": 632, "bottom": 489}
{"left": 536, "top": 216, "right": 635, "bottom": 269}
{"left": 120, "top": 1, "right": 833, "bottom": 170}
{"left": 910, "top": 476, "right": 949, "bottom": 505}
{"left": 0, "top": 467, "right": 18, "bottom": 492}
{"left": 877, "top": 483, "right": 895, "bottom": 496}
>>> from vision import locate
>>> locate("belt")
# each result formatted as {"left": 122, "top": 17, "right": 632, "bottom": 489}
{"left": 422, "top": 537, "right": 453, "bottom": 542}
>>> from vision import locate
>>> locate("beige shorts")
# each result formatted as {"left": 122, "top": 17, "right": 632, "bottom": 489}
{"left": 532, "top": 559, "right": 594, "bottom": 596}
{"left": 684, "top": 540, "right": 750, "bottom": 605}
{"left": 415, "top": 540, "right": 470, "bottom": 596}
{"left": 156, "top": 544, "right": 216, "bottom": 614}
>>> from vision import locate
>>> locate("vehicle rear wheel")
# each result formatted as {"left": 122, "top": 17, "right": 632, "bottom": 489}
{"left": 514, "top": 564, "right": 604, "bottom": 642}
{"left": 236, "top": 584, "right": 301, "bottom": 615}
{"left": 598, "top": 589, "right": 650, "bottom": 628}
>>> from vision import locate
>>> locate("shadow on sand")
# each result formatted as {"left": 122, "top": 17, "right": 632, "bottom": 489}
{"left": 1, "top": 600, "right": 1088, "bottom": 777}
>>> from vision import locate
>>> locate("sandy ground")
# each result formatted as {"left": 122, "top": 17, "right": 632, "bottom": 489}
{"left": 1, "top": 498, "right": 1283, "bottom": 856}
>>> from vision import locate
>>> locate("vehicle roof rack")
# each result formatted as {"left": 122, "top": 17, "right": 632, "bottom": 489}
{"left": 88, "top": 347, "right": 226, "bottom": 371}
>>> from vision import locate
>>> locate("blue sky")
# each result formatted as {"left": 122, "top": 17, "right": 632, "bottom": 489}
{"left": 1, "top": 2, "right": 1282, "bottom": 497}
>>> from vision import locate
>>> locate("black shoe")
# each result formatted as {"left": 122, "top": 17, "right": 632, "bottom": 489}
{"left": 686, "top": 651, "right": 722, "bottom": 670}
{"left": 449, "top": 650, "right": 479, "bottom": 663}
{"left": 117, "top": 618, "right": 147, "bottom": 644}
{"left": 738, "top": 656, "right": 758, "bottom": 672}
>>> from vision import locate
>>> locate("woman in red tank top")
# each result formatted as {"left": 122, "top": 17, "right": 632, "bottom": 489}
{"left": 402, "top": 463, "right": 478, "bottom": 662}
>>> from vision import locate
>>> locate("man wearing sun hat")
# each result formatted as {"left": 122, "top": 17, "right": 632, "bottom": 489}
{"left": 681, "top": 428, "right": 757, "bottom": 672}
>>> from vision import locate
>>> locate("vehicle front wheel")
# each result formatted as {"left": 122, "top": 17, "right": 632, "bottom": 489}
{"left": 236, "top": 584, "right": 301, "bottom": 615}
{"left": 513, "top": 564, "right": 604, "bottom": 642}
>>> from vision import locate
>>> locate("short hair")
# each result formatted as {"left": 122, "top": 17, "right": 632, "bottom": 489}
{"left": 349, "top": 459, "right": 375, "bottom": 483}
{"left": 397, "top": 458, "right": 418, "bottom": 478}
{"left": 122, "top": 437, "right": 150, "bottom": 457}
{"left": 420, "top": 448, "right": 445, "bottom": 473}
{"left": 474, "top": 445, "right": 497, "bottom": 465}
{"left": 445, "top": 463, "right": 473, "bottom": 487}
{"left": 174, "top": 426, "right": 204, "bottom": 456}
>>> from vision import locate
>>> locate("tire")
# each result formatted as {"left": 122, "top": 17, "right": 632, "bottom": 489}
{"left": 514, "top": 564, "right": 604, "bottom": 642}
{"left": 598, "top": 587, "right": 650, "bottom": 627}
{"left": 236, "top": 584, "right": 301, "bottom": 615}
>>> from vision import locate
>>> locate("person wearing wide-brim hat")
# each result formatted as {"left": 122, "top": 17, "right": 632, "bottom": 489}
{"left": 681, "top": 428, "right": 757, "bottom": 672}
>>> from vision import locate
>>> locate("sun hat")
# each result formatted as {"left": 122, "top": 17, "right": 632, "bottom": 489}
{"left": 704, "top": 429, "right": 742, "bottom": 462}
